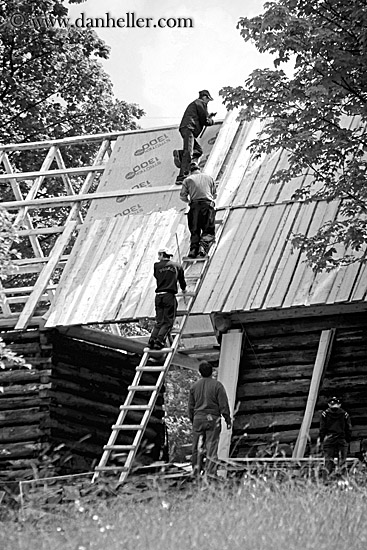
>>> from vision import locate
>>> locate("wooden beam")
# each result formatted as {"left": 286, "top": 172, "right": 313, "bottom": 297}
{"left": 0, "top": 164, "right": 105, "bottom": 182}
{"left": 15, "top": 221, "right": 78, "bottom": 330}
{"left": 0, "top": 124, "right": 181, "bottom": 152}
{"left": 57, "top": 325, "right": 201, "bottom": 371}
{"left": 292, "top": 329, "right": 336, "bottom": 459}
{"left": 217, "top": 329, "right": 243, "bottom": 460}
{"left": 1, "top": 184, "right": 180, "bottom": 210}
{"left": 227, "top": 302, "right": 367, "bottom": 325}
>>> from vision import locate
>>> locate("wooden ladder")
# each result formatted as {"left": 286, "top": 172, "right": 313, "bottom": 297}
{"left": 92, "top": 210, "right": 230, "bottom": 484}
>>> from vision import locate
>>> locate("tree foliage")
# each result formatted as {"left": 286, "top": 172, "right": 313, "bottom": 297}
{"left": 221, "top": 0, "right": 367, "bottom": 271}
{"left": 0, "top": 0, "right": 144, "bottom": 146}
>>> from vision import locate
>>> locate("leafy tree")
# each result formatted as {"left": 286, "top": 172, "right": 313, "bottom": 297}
{"left": 0, "top": 0, "right": 144, "bottom": 147}
{"left": 221, "top": 0, "right": 367, "bottom": 271}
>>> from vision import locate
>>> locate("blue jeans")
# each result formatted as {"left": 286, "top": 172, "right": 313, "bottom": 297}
{"left": 188, "top": 201, "right": 215, "bottom": 254}
{"left": 150, "top": 293, "right": 177, "bottom": 345}
{"left": 178, "top": 128, "right": 203, "bottom": 178}
{"left": 191, "top": 415, "right": 221, "bottom": 475}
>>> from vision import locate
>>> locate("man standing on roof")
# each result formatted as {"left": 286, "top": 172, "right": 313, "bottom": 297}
{"left": 318, "top": 396, "right": 352, "bottom": 474}
{"left": 174, "top": 90, "right": 216, "bottom": 185}
{"left": 180, "top": 162, "right": 217, "bottom": 258}
{"left": 148, "top": 248, "right": 186, "bottom": 350}
{"left": 188, "top": 361, "right": 231, "bottom": 477}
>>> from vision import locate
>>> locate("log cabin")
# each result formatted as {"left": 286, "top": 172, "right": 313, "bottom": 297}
{"left": 1, "top": 113, "right": 366, "bottom": 480}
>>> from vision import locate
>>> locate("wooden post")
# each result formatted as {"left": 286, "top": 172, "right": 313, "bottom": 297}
{"left": 217, "top": 329, "right": 243, "bottom": 460}
{"left": 292, "top": 329, "right": 336, "bottom": 459}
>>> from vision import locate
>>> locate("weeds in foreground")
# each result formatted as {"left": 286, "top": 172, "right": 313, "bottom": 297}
{"left": 1, "top": 469, "right": 367, "bottom": 550}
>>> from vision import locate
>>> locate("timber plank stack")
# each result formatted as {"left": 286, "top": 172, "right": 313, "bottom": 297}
{"left": 231, "top": 312, "right": 367, "bottom": 458}
{"left": 0, "top": 328, "right": 166, "bottom": 482}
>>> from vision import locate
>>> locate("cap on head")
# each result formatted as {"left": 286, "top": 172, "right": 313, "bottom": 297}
{"left": 158, "top": 247, "right": 173, "bottom": 258}
{"left": 190, "top": 162, "right": 200, "bottom": 172}
{"left": 199, "top": 89, "right": 213, "bottom": 101}
{"left": 328, "top": 396, "right": 341, "bottom": 406}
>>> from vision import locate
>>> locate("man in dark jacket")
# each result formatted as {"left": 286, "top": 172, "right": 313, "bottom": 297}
{"left": 148, "top": 248, "right": 186, "bottom": 350}
{"left": 180, "top": 162, "right": 217, "bottom": 258}
{"left": 174, "top": 90, "right": 215, "bottom": 185}
{"left": 319, "top": 396, "right": 352, "bottom": 474}
{"left": 188, "top": 361, "right": 231, "bottom": 476}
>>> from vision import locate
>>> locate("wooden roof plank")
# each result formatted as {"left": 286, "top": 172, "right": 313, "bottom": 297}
{"left": 286, "top": 200, "right": 340, "bottom": 307}
{"left": 243, "top": 149, "right": 284, "bottom": 206}
{"left": 264, "top": 202, "right": 316, "bottom": 309}
{"left": 192, "top": 209, "right": 248, "bottom": 313}
{"left": 81, "top": 215, "right": 142, "bottom": 323}
{"left": 204, "top": 109, "right": 241, "bottom": 181}
{"left": 45, "top": 218, "right": 108, "bottom": 326}
{"left": 195, "top": 208, "right": 260, "bottom": 314}
{"left": 224, "top": 204, "right": 287, "bottom": 312}
{"left": 248, "top": 202, "right": 301, "bottom": 310}
{"left": 350, "top": 261, "right": 367, "bottom": 302}
{"left": 216, "top": 119, "right": 263, "bottom": 208}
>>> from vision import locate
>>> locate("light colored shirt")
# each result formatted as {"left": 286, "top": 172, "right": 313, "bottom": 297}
{"left": 180, "top": 172, "right": 217, "bottom": 204}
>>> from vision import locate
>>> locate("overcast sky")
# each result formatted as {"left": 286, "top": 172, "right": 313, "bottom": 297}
{"left": 68, "top": 0, "right": 272, "bottom": 128}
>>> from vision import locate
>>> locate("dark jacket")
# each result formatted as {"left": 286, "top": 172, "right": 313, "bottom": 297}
{"left": 319, "top": 407, "right": 352, "bottom": 444}
{"left": 154, "top": 259, "right": 186, "bottom": 294}
{"left": 179, "top": 98, "right": 214, "bottom": 137}
{"left": 188, "top": 377, "right": 231, "bottom": 424}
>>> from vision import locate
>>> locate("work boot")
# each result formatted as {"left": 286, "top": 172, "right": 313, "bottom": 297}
{"left": 188, "top": 249, "right": 198, "bottom": 258}
{"left": 147, "top": 339, "right": 156, "bottom": 349}
{"left": 153, "top": 340, "right": 165, "bottom": 350}
{"left": 175, "top": 175, "right": 185, "bottom": 185}
{"left": 198, "top": 245, "right": 207, "bottom": 257}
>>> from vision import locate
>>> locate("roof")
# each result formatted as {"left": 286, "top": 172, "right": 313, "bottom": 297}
{"left": 44, "top": 112, "right": 367, "bottom": 327}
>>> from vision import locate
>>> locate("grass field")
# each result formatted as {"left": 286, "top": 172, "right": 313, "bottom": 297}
{"left": 1, "top": 474, "right": 367, "bottom": 550}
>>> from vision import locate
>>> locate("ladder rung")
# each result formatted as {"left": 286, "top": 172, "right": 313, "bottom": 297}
{"left": 112, "top": 424, "right": 143, "bottom": 431}
{"left": 215, "top": 218, "right": 224, "bottom": 224}
{"left": 181, "top": 332, "right": 216, "bottom": 338}
{"left": 177, "top": 291, "right": 195, "bottom": 297}
{"left": 128, "top": 385, "right": 159, "bottom": 391}
{"left": 143, "top": 347, "right": 173, "bottom": 354}
{"left": 182, "top": 257, "right": 207, "bottom": 262}
{"left": 176, "top": 310, "right": 190, "bottom": 315}
{"left": 95, "top": 466, "right": 129, "bottom": 472}
{"left": 120, "top": 405, "right": 150, "bottom": 410}
{"left": 103, "top": 444, "right": 136, "bottom": 451}
{"left": 136, "top": 366, "right": 166, "bottom": 371}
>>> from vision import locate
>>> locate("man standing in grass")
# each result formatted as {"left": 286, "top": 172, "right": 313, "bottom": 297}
{"left": 188, "top": 361, "right": 231, "bottom": 477}
{"left": 319, "top": 396, "right": 352, "bottom": 474}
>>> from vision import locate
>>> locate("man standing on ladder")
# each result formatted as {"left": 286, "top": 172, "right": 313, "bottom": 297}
{"left": 174, "top": 90, "right": 216, "bottom": 185}
{"left": 180, "top": 162, "right": 217, "bottom": 258}
{"left": 148, "top": 248, "right": 186, "bottom": 350}
{"left": 188, "top": 361, "right": 231, "bottom": 477}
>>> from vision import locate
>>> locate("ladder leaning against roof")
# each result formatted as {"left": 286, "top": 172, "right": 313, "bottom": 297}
{"left": 92, "top": 208, "right": 230, "bottom": 485}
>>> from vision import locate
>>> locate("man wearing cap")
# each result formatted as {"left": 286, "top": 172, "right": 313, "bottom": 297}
{"left": 174, "top": 90, "right": 216, "bottom": 185}
{"left": 148, "top": 248, "right": 186, "bottom": 350}
{"left": 188, "top": 361, "right": 231, "bottom": 477}
{"left": 318, "top": 397, "right": 352, "bottom": 474}
{"left": 180, "top": 162, "right": 217, "bottom": 258}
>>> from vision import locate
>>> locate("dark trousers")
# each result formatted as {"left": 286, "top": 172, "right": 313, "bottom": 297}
{"left": 188, "top": 201, "right": 215, "bottom": 254}
{"left": 191, "top": 415, "right": 222, "bottom": 476}
{"left": 178, "top": 128, "right": 203, "bottom": 178}
{"left": 150, "top": 293, "right": 177, "bottom": 345}
{"left": 323, "top": 440, "right": 348, "bottom": 473}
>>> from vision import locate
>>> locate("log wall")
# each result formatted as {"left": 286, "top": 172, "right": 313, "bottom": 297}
{"left": 0, "top": 328, "right": 166, "bottom": 481}
{"left": 231, "top": 312, "right": 367, "bottom": 458}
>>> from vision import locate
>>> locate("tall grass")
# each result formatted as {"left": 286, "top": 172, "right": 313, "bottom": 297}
{"left": 1, "top": 477, "right": 366, "bottom": 550}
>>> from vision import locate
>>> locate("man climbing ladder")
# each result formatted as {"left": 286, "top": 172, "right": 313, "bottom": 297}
{"left": 148, "top": 247, "right": 187, "bottom": 350}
